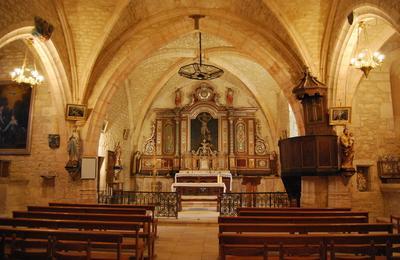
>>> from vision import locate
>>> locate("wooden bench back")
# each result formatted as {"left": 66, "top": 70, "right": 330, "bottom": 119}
{"left": 13, "top": 211, "right": 152, "bottom": 223}
{"left": 218, "top": 215, "right": 369, "bottom": 224}
{"left": 28, "top": 205, "right": 147, "bottom": 215}
{"left": 49, "top": 202, "right": 156, "bottom": 218}
{"left": 0, "top": 217, "right": 141, "bottom": 233}
{"left": 219, "top": 233, "right": 400, "bottom": 259}
{"left": 238, "top": 210, "right": 368, "bottom": 217}
{"left": 237, "top": 207, "right": 351, "bottom": 212}
{"left": 49, "top": 202, "right": 155, "bottom": 211}
{"left": 219, "top": 223, "right": 393, "bottom": 234}
{"left": 0, "top": 226, "right": 124, "bottom": 260}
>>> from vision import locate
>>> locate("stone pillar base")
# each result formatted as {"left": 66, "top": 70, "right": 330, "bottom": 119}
{"left": 301, "top": 176, "right": 351, "bottom": 208}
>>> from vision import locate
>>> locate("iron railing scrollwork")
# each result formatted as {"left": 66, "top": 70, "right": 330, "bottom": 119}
{"left": 98, "top": 191, "right": 179, "bottom": 218}
{"left": 219, "top": 192, "right": 289, "bottom": 216}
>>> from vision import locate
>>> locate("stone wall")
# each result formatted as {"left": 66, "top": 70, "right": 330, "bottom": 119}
{"left": 0, "top": 41, "right": 77, "bottom": 217}
{"left": 97, "top": 82, "right": 132, "bottom": 191}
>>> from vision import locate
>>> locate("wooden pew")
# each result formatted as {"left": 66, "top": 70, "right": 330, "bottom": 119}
{"left": 49, "top": 202, "right": 156, "bottom": 219}
{"left": 0, "top": 217, "right": 144, "bottom": 258}
{"left": 28, "top": 205, "right": 147, "bottom": 215}
{"left": 0, "top": 226, "right": 129, "bottom": 260}
{"left": 238, "top": 210, "right": 369, "bottom": 217}
{"left": 391, "top": 215, "right": 400, "bottom": 233}
{"left": 47, "top": 203, "right": 158, "bottom": 235}
{"left": 237, "top": 207, "right": 351, "bottom": 212}
{"left": 219, "top": 215, "right": 369, "bottom": 224}
{"left": 13, "top": 211, "right": 154, "bottom": 259}
{"left": 219, "top": 233, "right": 400, "bottom": 260}
{"left": 219, "top": 223, "right": 393, "bottom": 235}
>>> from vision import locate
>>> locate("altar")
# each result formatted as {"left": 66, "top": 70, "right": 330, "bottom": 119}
{"left": 175, "top": 170, "right": 232, "bottom": 191}
{"left": 171, "top": 182, "right": 226, "bottom": 194}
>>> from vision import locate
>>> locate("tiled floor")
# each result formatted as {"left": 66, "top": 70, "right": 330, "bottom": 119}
{"left": 154, "top": 224, "right": 219, "bottom": 260}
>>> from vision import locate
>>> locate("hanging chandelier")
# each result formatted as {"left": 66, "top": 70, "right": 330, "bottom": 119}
{"left": 178, "top": 15, "right": 224, "bottom": 80}
{"left": 350, "top": 21, "right": 384, "bottom": 78}
{"left": 10, "top": 42, "right": 44, "bottom": 86}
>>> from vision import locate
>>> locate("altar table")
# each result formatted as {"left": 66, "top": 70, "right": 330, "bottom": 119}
{"left": 174, "top": 171, "right": 232, "bottom": 191}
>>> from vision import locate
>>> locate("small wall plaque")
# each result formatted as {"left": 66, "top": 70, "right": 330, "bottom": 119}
{"left": 48, "top": 134, "right": 60, "bottom": 149}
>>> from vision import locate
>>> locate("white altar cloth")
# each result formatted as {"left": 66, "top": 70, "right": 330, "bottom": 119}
{"left": 171, "top": 182, "right": 226, "bottom": 193}
{"left": 174, "top": 171, "right": 232, "bottom": 191}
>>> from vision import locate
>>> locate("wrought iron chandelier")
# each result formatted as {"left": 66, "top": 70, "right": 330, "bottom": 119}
{"left": 10, "top": 41, "right": 44, "bottom": 86}
{"left": 178, "top": 15, "right": 224, "bottom": 80}
{"left": 350, "top": 21, "right": 384, "bottom": 78}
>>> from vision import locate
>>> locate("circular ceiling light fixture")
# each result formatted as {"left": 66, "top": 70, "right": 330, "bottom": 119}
{"left": 178, "top": 15, "right": 224, "bottom": 80}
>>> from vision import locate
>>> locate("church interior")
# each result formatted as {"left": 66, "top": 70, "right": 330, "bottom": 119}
{"left": 0, "top": 0, "right": 400, "bottom": 259}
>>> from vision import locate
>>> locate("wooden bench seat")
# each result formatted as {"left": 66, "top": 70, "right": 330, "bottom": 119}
{"left": 238, "top": 211, "right": 369, "bottom": 217}
{"left": 218, "top": 216, "right": 369, "bottom": 224}
{"left": 219, "top": 223, "right": 393, "bottom": 234}
{"left": 0, "top": 226, "right": 138, "bottom": 260}
{"left": 13, "top": 211, "right": 154, "bottom": 259}
{"left": 219, "top": 233, "right": 400, "bottom": 260}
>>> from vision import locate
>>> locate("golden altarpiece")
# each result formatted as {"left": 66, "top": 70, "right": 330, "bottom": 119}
{"left": 137, "top": 83, "right": 273, "bottom": 176}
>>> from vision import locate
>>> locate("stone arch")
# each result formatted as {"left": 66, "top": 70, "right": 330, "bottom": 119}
{"left": 0, "top": 26, "right": 71, "bottom": 136}
{"left": 84, "top": 13, "right": 305, "bottom": 154}
{"left": 327, "top": 5, "right": 398, "bottom": 108}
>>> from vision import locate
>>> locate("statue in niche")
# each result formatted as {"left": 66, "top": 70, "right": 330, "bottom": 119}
{"left": 357, "top": 171, "right": 367, "bottom": 192}
{"left": 198, "top": 112, "right": 212, "bottom": 143}
{"left": 339, "top": 127, "right": 355, "bottom": 170}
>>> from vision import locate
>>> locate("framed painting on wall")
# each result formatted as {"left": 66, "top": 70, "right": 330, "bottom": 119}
{"left": 0, "top": 82, "right": 35, "bottom": 154}
{"left": 329, "top": 107, "right": 351, "bottom": 125}
{"left": 66, "top": 103, "right": 87, "bottom": 121}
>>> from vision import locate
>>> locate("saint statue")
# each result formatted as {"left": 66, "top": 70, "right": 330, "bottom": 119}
{"left": 226, "top": 88, "right": 234, "bottom": 107}
{"left": 114, "top": 141, "right": 122, "bottom": 167}
{"left": 198, "top": 112, "right": 212, "bottom": 143}
{"left": 67, "top": 126, "right": 80, "bottom": 164}
{"left": 339, "top": 127, "right": 355, "bottom": 170}
{"left": 175, "top": 89, "right": 182, "bottom": 107}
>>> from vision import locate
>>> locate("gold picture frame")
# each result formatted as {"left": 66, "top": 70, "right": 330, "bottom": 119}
{"left": 66, "top": 104, "right": 87, "bottom": 121}
{"left": 329, "top": 107, "right": 351, "bottom": 125}
{"left": 0, "top": 82, "right": 35, "bottom": 154}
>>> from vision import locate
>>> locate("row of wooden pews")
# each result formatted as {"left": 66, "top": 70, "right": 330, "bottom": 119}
{"left": 218, "top": 207, "right": 400, "bottom": 259}
{"left": 0, "top": 202, "right": 157, "bottom": 260}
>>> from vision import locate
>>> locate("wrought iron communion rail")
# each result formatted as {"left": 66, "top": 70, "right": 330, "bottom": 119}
{"left": 219, "top": 192, "right": 290, "bottom": 216}
{"left": 98, "top": 191, "right": 179, "bottom": 218}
